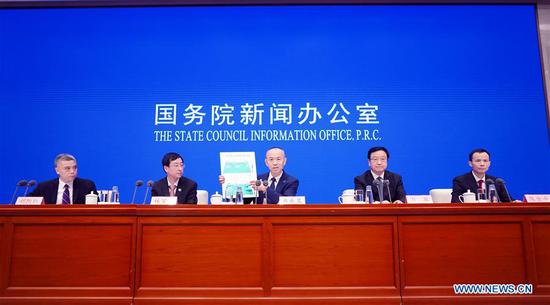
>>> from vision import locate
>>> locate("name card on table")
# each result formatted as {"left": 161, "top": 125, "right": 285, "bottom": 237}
{"left": 406, "top": 195, "right": 434, "bottom": 204}
{"left": 15, "top": 197, "right": 44, "bottom": 205}
{"left": 278, "top": 196, "right": 306, "bottom": 205}
{"left": 150, "top": 196, "right": 178, "bottom": 205}
{"left": 523, "top": 194, "right": 550, "bottom": 203}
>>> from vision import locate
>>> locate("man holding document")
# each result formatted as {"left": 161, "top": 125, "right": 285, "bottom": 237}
{"left": 219, "top": 147, "right": 299, "bottom": 204}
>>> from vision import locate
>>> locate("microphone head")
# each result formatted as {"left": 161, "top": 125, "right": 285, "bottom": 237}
{"left": 262, "top": 180, "right": 268, "bottom": 187}
{"left": 17, "top": 180, "right": 28, "bottom": 186}
{"left": 135, "top": 180, "right": 144, "bottom": 187}
{"left": 255, "top": 180, "right": 261, "bottom": 187}
{"left": 495, "top": 178, "right": 505, "bottom": 184}
{"left": 383, "top": 179, "right": 390, "bottom": 185}
{"left": 146, "top": 180, "right": 154, "bottom": 187}
{"left": 27, "top": 180, "right": 37, "bottom": 187}
{"left": 373, "top": 179, "right": 381, "bottom": 186}
{"left": 485, "top": 178, "right": 495, "bottom": 185}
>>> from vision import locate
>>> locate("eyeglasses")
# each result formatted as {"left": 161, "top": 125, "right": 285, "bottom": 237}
{"left": 170, "top": 163, "right": 185, "bottom": 169}
{"left": 370, "top": 158, "right": 387, "bottom": 163}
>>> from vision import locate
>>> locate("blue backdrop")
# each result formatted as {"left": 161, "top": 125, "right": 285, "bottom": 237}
{"left": 1, "top": 4, "right": 549, "bottom": 203}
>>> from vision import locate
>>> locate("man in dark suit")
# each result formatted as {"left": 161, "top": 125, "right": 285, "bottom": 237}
{"left": 152, "top": 152, "right": 197, "bottom": 204}
{"left": 451, "top": 148, "right": 512, "bottom": 203}
{"left": 354, "top": 147, "right": 406, "bottom": 203}
{"left": 219, "top": 147, "right": 299, "bottom": 204}
{"left": 30, "top": 153, "right": 97, "bottom": 204}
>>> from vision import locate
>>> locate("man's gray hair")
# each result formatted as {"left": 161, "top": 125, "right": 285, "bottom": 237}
{"left": 266, "top": 147, "right": 286, "bottom": 157}
{"left": 54, "top": 153, "right": 77, "bottom": 167}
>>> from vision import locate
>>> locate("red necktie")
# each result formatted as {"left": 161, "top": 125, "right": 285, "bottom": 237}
{"left": 477, "top": 179, "right": 484, "bottom": 190}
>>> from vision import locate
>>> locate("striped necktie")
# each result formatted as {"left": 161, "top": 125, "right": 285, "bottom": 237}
{"left": 62, "top": 184, "right": 70, "bottom": 204}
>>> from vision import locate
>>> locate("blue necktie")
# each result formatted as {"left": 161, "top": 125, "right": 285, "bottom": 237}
{"left": 62, "top": 184, "right": 70, "bottom": 204}
{"left": 270, "top": 178, "right": 276, "bottom": 191}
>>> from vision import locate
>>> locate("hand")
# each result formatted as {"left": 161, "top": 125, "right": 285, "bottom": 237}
{"left": 382, "top": 200, "right": 391, "bottom": 204}
{"left": 394, "top": 200, "right": 404, "bottom": 204}
{"left": 250, "top": 180, "right": 267, "bottom": 192}
{"left": 219, "top": 175, "right": 225, "bottom": 184}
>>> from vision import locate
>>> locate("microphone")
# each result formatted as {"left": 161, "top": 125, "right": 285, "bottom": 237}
{"left": 373, "top": 178, "right": 384, "bottom": 202}
{"left": 23, "top": 180, "right": 37, "bottom": 196}
{"left": 10, "top": 180, "right": 28, "bottom": 204}
{"left": 383, "top": 179, "right": 392, "bottom": 203}
{"left": 255, "top": 180, "right": 262, "bottom": 204}
{"left": 131, "top": 180, "right": 144, "bottom": 204}
{"left": 143, "top": 180, "right": 154, "bottom": 204}
{"left": 485, "top": 179, "right": 500, "bottom": 203}
{"left": 495, "top": 178, "right": 513, "bottom": 202}
{"left": 262, "top": 180, "right": 269, "bottom": 204}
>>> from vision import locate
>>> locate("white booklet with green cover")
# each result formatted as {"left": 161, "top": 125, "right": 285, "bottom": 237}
{"left": 220, "top": 151, "right": 257, "bottom": 199}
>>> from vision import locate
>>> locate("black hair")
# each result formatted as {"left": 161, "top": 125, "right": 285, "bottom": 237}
{"left": 368, "top": 146, "right": 389, "bottom": 160}
{"left": 162, "top": 152, "right": 183, "bottom": 167}
{"left": 468, "top": 148, "right": 490, "bottom": 161}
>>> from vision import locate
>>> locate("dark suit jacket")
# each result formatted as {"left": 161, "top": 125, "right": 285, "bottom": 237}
{"left": 151, "top": 177, "right": 198, "bottom": 204}
{"left": 354, "top": 170, "right": 407, "bottom": 202}
{"left": 29, "top": 177, "right": 97, "bottom": 204}
{"left": 451, "top": 172, "right": 512, "bottom": 203}
{"left": 256, "top": 171, "right": 299, "bottom": 204}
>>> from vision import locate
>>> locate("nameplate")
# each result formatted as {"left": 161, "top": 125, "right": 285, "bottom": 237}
{"left": 15, "top": 197, "right": 44, "bottom": 205}
{"left": 406, "top": 195, "right": 433, "bottom": 204}
{"left": 278, "top": 196, "right": 306, "bottom": 205}
{"left": 523, "top": 194, "right": 550, "bottom": 203}
{"left": 150, "top": 196, "right": 178, "bottom": 205}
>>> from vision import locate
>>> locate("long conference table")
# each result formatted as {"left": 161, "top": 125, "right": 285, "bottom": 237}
{"left": 0, "top": 203, "right": 549, "bottom": 305}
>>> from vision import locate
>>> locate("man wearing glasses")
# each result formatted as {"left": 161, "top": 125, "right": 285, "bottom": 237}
{"left": 152, "top": 152, "right": 198, "bottom": 204}
{"left": 354, "top": 146, "right": 406, "bottom": 203}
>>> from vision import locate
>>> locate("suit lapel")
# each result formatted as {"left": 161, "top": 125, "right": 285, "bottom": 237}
{"left": 275, "top": 172, "right": 286, "bottom": 193}
{"left": 72, "top": 178, "right": 79, "bottom": 203}
{"left": 176, "top": 178, "right": 185, "bottom": 197}
{"left": 162, "top": 178, "right": 170, "bottom": 196}
{"left": 51, "top": 179, "right": 60, "bottom": 204}
{"left": 467, "top": 173, "right": 480, "bottom": 191}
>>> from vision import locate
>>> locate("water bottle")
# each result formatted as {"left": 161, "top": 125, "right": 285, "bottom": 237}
{"left": 366, "top": 185, "right": 374, "bottom": 204}
{"left": 112, "top": 186, "right": 120, "bottom": 203}
{"left": 235, "top": 187, "right": 244, "bottom": 204}
{"left": 488, "top": 184, "right": 499, "bottom": 203}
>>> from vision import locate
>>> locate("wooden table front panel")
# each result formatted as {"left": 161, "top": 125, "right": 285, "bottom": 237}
{"left": 1, "top": 215, "right": 136, "bottom": 304}
{"left": 532, "top": 216, "right": 550, "bottom": 293}
{"left": 271, "top": 216, "right": 399, "bottom": 298}
{"left": 135, "top": 216, "right": 265, "bottom": 298}
{"left": 399, "top": 215, "right": 538, "bottom": 305}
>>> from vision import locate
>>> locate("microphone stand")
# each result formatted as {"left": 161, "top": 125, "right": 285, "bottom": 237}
{"left": 384, "top": 180, "right": 392, "bottom": 203}
{"left": 10, "top": 180, "right": 27, "bottom": 204}
{"left": 131, "top": 180, "right": 144, "bottom": 204}
{"left": 23, "top": 180, "right": 36, "bottom": 196}
{"left": 143, "top": 180, "right": 153, "bottom": 204}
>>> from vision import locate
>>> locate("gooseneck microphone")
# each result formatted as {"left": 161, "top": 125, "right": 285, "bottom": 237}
{"left": 262, "top": 180, "right": 269, "bottom": 204}
{"left": 10, "top": 180, "right": 28, "bottom": 204}
{"left": 143, "top": 180, "right": 154, "bottom": 204}
{"left": 131, "top": 180, "right": 144, "bottom": 204}
{"left": 255, "top": 180, "right": 262, "bottom": 204}
{"left": 485, "top": 178, "right": 500, "bottom": 203}
{"left": 383, "top": 180, "right": 392, "bottom": 203}
{"left": 495, "top": 178, "right": 512, "bottom": 202}
{"left": 23, "top": 180, "right": 37, "bottom": 196}
{"left": 373, "top": 178, "right": 384, "bottom": 202}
